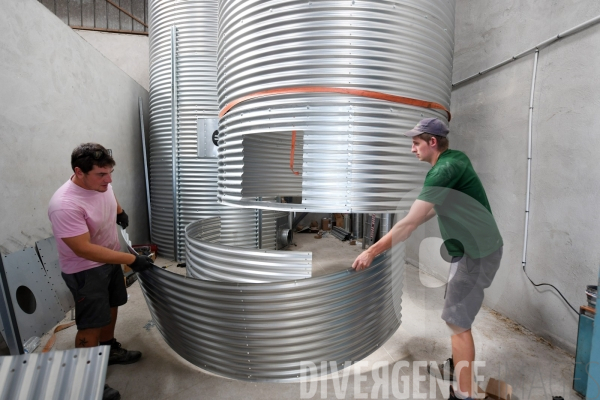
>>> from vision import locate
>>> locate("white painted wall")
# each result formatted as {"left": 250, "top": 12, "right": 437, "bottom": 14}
{"left": 75, "top": 30, "right": 149, "bottom": 91}
{"left": 0, "top": 0, "right": 150, "bottom": 254}
{"left": 407, "top": 1, "right": 600, "bottom": 353}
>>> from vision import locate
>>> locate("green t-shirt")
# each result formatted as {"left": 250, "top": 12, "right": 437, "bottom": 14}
{"left": 417, "top": 149, "right": 503, "bottom": 258}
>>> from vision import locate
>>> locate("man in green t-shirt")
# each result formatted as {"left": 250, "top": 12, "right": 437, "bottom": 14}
{"left": 352, "top": 118, "right": 503, "bottom": 400}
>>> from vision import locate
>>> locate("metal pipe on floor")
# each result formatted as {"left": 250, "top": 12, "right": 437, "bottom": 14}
{"left": 331, "top": 226, "right": 352, "bottom": 241}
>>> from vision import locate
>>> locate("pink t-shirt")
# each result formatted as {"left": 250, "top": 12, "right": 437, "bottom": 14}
{"left": 48, "top": 177, "right": 120, "bottom": 274}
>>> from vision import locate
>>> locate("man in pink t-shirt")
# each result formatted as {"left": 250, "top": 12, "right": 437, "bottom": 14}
{"left": 48, "top": 143, "right": 153, "bottom": 400}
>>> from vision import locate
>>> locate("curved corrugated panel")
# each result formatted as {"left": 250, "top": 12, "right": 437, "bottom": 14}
{"left": 137, "top": 247, "right": 404, "bottom": 382}
{"left": 217, "top": 0, "right": 455, "bottom": 212}
{"left": 185, "top": 218, "right": 311, "bottom": 283}
{"left": 149, "top": 0, "right": 262, "bottom": 259}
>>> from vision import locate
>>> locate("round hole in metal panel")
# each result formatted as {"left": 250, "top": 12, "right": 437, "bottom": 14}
{"left": 16, "top": 286, "right": 36, "bottom": 314}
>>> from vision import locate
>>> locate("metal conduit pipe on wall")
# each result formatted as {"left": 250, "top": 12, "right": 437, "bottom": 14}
{"left": 185, "top": 218, "right": 311, "bottom": 283}
{"left": 149, "top": 0, "right": 283, "bottom": 259}
{"left": 217, "top": 0, "right": 455, "bottom": 213}
{"left": 137, "top": 244, "right": 404, "bottom": 382}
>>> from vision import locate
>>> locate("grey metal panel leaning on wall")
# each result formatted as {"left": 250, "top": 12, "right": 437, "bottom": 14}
{"left": 35, "top": 237, "right": 75, "bottom": 313}
{"left": 0, "top": 249, "right": 65, "bottom": 347}
{"left": 185, "top": 218, "right": 311, "bottom": 283}
{"left": 137, "top": 248, "right": 403, "bottom": 381}
{"left": 217, "top": 0, "right": 455, "bottom": 213}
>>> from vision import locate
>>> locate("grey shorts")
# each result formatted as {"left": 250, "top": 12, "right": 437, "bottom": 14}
{"left": 62, "top": 264, "right": 128, "bottom": 330}
{"left": 441, "top": 247, "right": 503, "bottom": 329}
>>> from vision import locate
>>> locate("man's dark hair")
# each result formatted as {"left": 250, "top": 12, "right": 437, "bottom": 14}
{"left": 71, "top": 143, "right": 116, "bottom": 173}
{"left": 417, "top": 133, "right": 449, "bottom": 152}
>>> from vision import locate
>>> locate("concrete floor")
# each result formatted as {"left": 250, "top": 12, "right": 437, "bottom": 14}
{"left": 35, "top": 233, "right": 577, "bottom": 400}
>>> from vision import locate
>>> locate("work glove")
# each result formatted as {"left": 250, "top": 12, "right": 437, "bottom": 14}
{"left": 116, "top": 210, "right": 129, "bottom": 229}
{"left": 129, "top": 255, "right": 153, "bottom": 272}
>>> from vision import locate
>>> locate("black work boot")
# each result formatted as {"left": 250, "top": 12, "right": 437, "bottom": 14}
{"left": 428, "top": 357, "right": 454, "bottom": 381}
{"left": 103, "top": 384, "right": 121, "bottom": 400}
{"left": 101, "top": 338, "right": 142, "bottom": 366}
{"left": 448, "top": 384, "right": 475, "bottom": 400}
{"left": 448, "top": 385, "right": 460, "bottom": 400}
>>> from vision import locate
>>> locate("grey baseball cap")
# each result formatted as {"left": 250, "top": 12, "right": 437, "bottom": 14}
{"left": 404, "top": 118, "right": 449, "bottom": 137}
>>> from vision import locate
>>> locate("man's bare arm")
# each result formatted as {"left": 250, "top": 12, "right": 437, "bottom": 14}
{"left": 62, "top": 232, "right": 135, "bottom": 265}
{"left": 352, "top": 200, "right": 435, "bottom": 271}
{"left": 424, "top": 207, "right": 436, "bottom": 222}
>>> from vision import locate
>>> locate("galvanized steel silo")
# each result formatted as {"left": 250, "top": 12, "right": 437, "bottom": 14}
{"left": 217, "top": 0, "right": 455, "bottom": 213}
{"left": 149, "top": 0, "right": 263, "bottom": 259}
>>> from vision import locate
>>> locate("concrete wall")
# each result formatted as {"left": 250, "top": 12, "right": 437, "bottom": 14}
{"left": 75, "top": 30, "right": 149, "bottom": 91}
{"left": 408, "top": 1, "right": 600, "bottom": 353}
{"left": 0, "top": 0, "right": 150, "bottom": 254}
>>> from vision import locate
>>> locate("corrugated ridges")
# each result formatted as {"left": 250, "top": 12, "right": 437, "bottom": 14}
{"left": 217, "top": 0, "right": 454, "bottom": 212}
{"left": 185, "top": 218, "right": 311, "bottom": 283}
{"left": 137, "top": 248, "right": 403, "bottom": 381}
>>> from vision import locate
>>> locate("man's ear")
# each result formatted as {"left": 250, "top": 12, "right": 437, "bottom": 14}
{"left": 73, "top": 167, "right": 84, "bottom": 177}
{"left": 429, "top": 136, "right": 438, "bottom": 148}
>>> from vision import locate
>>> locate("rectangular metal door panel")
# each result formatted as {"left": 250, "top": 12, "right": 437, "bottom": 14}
{"left": 197, "top": 118, "right": 219, "bottom": 158}
{"left": 1, "top": 248, "right": 65, "bottom": 345}
{"left": 35, "top": 237, "right": 75, "bottom": 313}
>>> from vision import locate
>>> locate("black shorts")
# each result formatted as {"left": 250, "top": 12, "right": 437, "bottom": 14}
{"left": 62, "top": 264, "right": 128, "bottom": 330}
